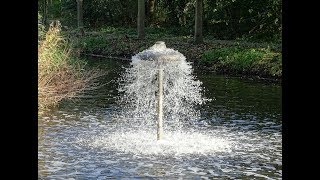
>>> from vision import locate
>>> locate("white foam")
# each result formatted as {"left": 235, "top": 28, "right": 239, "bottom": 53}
{"left": 77, "top": 130, "right": 233, "bottom": 156}
{"left": 116, "top": 42, "right": 210, "bottom": 130}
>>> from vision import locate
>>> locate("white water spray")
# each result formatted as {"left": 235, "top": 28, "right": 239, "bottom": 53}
{"left": 117, "top": 41, "right": 209, "bottom": 140}
{"left": 77, "top": 41, "right": 234, "bottom": 156}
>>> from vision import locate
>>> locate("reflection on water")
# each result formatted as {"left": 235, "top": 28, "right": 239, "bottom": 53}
{"left": 38, "top": 58, "right": 281, "bottom": 179}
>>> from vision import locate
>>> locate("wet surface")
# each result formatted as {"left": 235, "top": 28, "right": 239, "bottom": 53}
{"left": 39, "top": 58, "right": 281, "bottom": 179}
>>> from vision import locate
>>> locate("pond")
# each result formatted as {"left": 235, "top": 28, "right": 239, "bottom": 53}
{"left": 38, "top": 57, "right": 282, "bottom": 179}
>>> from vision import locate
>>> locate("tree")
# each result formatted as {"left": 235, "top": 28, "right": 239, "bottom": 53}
{"left": 147, "top": 0, "right": 156, "bottom": 25}
{"left": 76, "top": 0, "right": 84, "bottom": 36}
{"left": 194, "top": 0, "right": 203, "bottom": 44}
{"left": 137, "top": 0, "right": 145, "bottom": 39}
{"left": 41, "top": 0, "right": 48, "bottom": 25}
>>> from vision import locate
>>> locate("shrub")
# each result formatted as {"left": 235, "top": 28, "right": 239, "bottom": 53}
{"left": 38, "top": 21, "right": 103, "bottom": 113}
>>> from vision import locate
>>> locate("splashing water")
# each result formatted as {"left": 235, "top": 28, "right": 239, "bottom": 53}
{"left": 77, "top": 129, "right": 232, "bottom": 156}
{"left": 77, "top": 42, "right": 234, "bottom": 155}
{"left": 116, "top": 42, "right": 209, "bottom": 131}
{"left": 39, "top": 51, "right": 282, "bottom": 178}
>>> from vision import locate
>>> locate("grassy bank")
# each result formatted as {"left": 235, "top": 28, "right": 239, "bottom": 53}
{"left": 38, "top": 22, "right": 103, "bottom": 114}
{"left": 200, "top": 47, "right": 281, "bottom": 78}
{"left": 71, "top": 27, "right": 281, "bottom": 79}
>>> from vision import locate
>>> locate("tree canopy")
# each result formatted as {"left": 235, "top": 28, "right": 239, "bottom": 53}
{"left": 38, "top": 0, "right": 281, "bottom": 42}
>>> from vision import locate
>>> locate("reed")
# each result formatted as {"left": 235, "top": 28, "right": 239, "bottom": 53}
{"left": 38, "top": 22, "right": 103, "bottom": 113}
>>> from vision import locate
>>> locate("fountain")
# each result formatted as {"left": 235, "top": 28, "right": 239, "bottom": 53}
{"left": 117, "top": 41, "right": 209, "bottom": 141}
{"left": 38, "top": 42, "right": 282, "bottom": 178}
{"left": 76, "top": 41, "right": 234, "bottom": 156}
{"left": 137, "top": 41, "right": 183, "bottom": 140}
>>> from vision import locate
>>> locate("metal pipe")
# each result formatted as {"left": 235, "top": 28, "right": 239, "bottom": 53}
{"left": 157, "top": 66, "right": 164, "bottom": 140}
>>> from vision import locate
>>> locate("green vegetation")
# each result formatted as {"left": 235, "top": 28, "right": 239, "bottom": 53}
{"left": 73, "top": 31, "right": 281, "bottom": 79}
{"left": 38, "top": 12, "right": 46, "bottom": 42}
{"left": 201, "top": 47, "right": 281, "bottom": 78}
{"left": 38, "top": 0, "right": 282, "bottom": 100}
{"left": 38, "top": 0, "right": 281, "bottom": 42}
{"left": 38, "top": 22, "right": 103, "bottom": 113}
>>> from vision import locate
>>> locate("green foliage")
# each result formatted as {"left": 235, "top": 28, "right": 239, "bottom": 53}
{"left": 85, "top": 26, "right": 192, "bottom": 39}
{"left": 204, "top": 0, "right": 281, "bottom": 41}
{"left": 79, "top": 36, "right": 110, "bottom": 53}
{"left": 201, "top": 47, "right": 281, "bottom": 77}
{"left": 100, "top": 26, "right": 117, "bottom": 34}
{"left": 76, "top": 34, "right": 136, "bottom": 56}
{"left": 60, "top": 0, "right": 77, "bottom": 27}
{"left": 38, "top": 12, "right": 46, "bottom": 42}
{"left": 39, "top": 0, "right": 281, "bottom": 42}
{"left": 74, "top": 27, "right": 281, "bottom": 78}
{"left": 84, "top": 0, "right": 137, "bottom": 28}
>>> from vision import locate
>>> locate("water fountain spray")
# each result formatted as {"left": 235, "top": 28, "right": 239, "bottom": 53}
{"left": 74, "top": 41, "right": 237, "bottom": 158}
{"left": 117, "top": 41, "right": 206, "bottom": 141}
{"left": 135, "top": 41, "right": 181, "bottom": 140}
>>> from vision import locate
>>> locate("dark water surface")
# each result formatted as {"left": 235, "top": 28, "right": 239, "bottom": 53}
{"left": 38, "top": 58, "right": 281, "bottom": 179}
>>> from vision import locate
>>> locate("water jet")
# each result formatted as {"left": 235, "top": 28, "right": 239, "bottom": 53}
{"left": 134, "top": 41, "right": 182, "bottom": 140}
{"left": 118, "top": 41, "right": 206, "bottom": 141}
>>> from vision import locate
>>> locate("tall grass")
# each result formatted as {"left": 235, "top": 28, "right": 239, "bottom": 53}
{"left": 38, "top": 22, "right": 103, "bottom": 113}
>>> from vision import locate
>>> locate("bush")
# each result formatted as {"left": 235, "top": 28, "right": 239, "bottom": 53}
{"left": 38, "top": 22, "right": 103, "bottom": 113}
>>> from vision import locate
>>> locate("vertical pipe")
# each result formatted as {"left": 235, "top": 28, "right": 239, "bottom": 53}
{"left": 157, "top": 66, "right": 164, "bottom": 140}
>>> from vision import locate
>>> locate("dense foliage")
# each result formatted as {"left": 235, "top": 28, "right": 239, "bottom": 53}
{"left": 38, "top": 0, "right": 281, "bottom": 42}
{"left": 38, "top": 0, "right": 281, "bottom": 80}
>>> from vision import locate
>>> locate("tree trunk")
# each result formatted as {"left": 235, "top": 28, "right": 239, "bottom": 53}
{"left": 148, "top": 0, "right": 156, "bottom": 25}
{"left": 194, "top": 0, "right": 203, "bottom": 44}
{"left": 137, "top": 0, "right": 145, "bottom": 39}
{"left": 42, "top": 0, "right": 47, "bottom": 25}
{"left": 77, "top": 0, "right": 85, "bottom": 36}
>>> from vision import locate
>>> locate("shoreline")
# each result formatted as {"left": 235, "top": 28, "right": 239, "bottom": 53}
{"left": 74, "top": 32, "right": 281, "bottom": 82}
{"left": 81, "top": 52, "right": 281, "bottom": 83}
